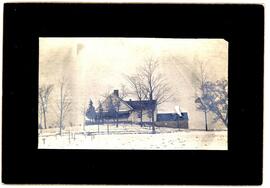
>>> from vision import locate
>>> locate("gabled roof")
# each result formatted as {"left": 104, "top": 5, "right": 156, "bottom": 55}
{"left": 157, "top": 112, "right": 188, "bottom": 121}
{"left": 96, "top": 90, "right": 157, "bottom": 112}
{"left": 97, "top": 93, "right": 133, "bottom": 112}
{"left": 114, "top": 94, "right": 133, "bottom": 111}
{"left": 125, "top": 100, "right": 157, "bottom": 111}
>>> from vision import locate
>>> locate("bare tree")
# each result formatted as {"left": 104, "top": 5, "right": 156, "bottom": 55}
{"left": 198, "top": 61, "right": 207, "bottom": 91}
{"left": 38, "top": 97, "right": 43, "bottom": 129}
{"left": 101, "top": 86, "right": 114, "bottom": 99}
{"left": 194, "top": 61, "right": 209, "bottom": 131}
{"left": 169, "top": 57, "right": 210, "bottom": 130}
{"left": 126, "top": 73, "right": 146, "bottom": 127}
{"left": 81, "top": 104, "right": 87, "bottom": 131}
{"left": 56, "top": 78, "right": 72, "bottom": 135}
{"left": 39, "top": 84, "right": 53, "bottom": 129}
{"left": 141, "top": 57, "right": 172, "bottom": 105}
{"left": 81, "top": 100, "right": 90, "bottom": 132}
{"left": 140, "top": 57, "right": 172, "bottom": 133}
{"left": 194, "top": 61, "right": 228, "bottom": 129}
{"left": 119, "top": 84, "right": 129, "bottom": 99}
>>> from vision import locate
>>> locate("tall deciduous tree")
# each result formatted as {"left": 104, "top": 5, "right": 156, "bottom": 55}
{"left": 140, "top": 57, "right": 172, "bottom": 133}
{"left": 126, "top": 73, "right": 146, "bottom": 127}
{"left": 119, "top": 84, "right": 129, "bottom": 100}
{"left": 194, "top": 61, "right": 210, "bottom": 131}
{"left": 38, "top": 97, "right": 43, "bottom": 129}
{"left": 39, "top": 84, "right": 53, "bottom": 129}
{"left": 56, "top": 78, "right": 72, "bottom": 135}
{"left": 141, "top": 57, "right": 172, "bottom": 105}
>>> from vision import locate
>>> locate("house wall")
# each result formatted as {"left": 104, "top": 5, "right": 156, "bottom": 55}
{"left": 128, "top": 109, "right": 157, "bottom": 124}
{"left": 155, "top": 120, "right": 189, "bottom": 129}
{"left": 153, "top": 110, "right": 157, "bottom": 121}
{"left": 179, "top": 120, "right": 189, "bottom": 129}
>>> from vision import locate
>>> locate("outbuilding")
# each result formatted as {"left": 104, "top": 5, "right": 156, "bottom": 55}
{"left": 156, "top": 112, "right": 189, "bottom": 129}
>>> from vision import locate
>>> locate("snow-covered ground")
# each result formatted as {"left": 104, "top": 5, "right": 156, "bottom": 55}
{"left": 38, "top": 124, "right": 227, "bottom": 150}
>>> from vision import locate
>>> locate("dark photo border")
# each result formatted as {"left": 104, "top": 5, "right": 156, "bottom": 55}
{"left": 2, "top": 3, "right": 264, "bottom": 185}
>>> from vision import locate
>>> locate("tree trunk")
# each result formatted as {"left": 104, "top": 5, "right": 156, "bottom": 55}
{"left": 59, "top": 113, "right": 63, "bottom": 135}
{"left": 42, "top": 107, "right": 47, "bottom": 129}
{"left": 224, "top": 111, "right": 228, "bottom": 127}
{"left": 59, "top": 86, "right": 63, "bottom": 135}
{"left": 60, "top": 123, "right": 62, "bottom": 135}
{"left": 83, "top": 116, "right": 86, "bottom": 131}
{"left": 116, "top": 110, "right": 119, "bottom": 128}
{"left": 39, "top": 111, "right": 43, "bottom": 129}
{"left": 151, "top": 109, "right": 155, "bottom": 133}
{"left": 140, "top": 110, "right": 143, "bottom": 127}
{"left": 98, "top": 119, "right": 100, "bottom": 133}
{"left": 59, "top": 111, "right": 61, "bottom": 135}
{"left": 204, "top": 110, "right": 208, "bottom": 131}
{"left": 149, "top": 95, "right": 155, "bottom": 133}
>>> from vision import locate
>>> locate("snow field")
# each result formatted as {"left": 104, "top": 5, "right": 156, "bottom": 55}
{"left": 38, "top": 124, "right": 227, "bottom": 150}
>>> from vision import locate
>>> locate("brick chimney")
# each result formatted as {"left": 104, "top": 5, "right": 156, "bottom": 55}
{"left": 113, "top": 90, "right": 119, "bottom": 97}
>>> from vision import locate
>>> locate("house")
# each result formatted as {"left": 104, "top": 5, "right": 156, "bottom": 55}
{"left": 126, "top": 99, "right": 157, "bottom": 124}
{"left": 155, "top": 112, "right": 189, "bottom": 129}
{"left": 94, "top": 90, "right": 157, "bottom": 125}
{"left": 87, "top": 89, "right": 189, "bottom": 129}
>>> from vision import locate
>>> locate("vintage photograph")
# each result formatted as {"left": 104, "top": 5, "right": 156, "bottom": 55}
{"left": 38, "top": 38, "right": 228, "bottom": 150}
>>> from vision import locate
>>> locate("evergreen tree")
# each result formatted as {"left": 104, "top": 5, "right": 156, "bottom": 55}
{"left": 86, "top": 99, "right": 96, "bottom": 122}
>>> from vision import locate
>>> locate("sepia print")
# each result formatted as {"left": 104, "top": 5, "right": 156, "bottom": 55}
{"left": 38, "top": 38, "right": 228, "bottom": 150}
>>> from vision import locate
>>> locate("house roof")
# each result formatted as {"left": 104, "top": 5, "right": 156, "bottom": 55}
{"left": 157, "top": 112, "right": 188, "bottom": 121}
{"left": 125, "top": 100, "right": 157, "bottom": 111}
{"left": 97, "top": 93, "right": 133, "bottom": 112}
{"left": 115, "top": 96, "right": 133, "bottom": 111}
{"left": 96, "top": 90, "right": 157, "bottom": 112}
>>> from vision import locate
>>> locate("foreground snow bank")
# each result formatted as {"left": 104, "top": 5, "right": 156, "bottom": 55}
{"left": 39, "top": 126, "right": 227, "bottom": 150}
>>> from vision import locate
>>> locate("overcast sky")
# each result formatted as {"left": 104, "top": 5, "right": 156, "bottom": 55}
{"left": 39, "top": 38, "right": 228, "bottom": 129}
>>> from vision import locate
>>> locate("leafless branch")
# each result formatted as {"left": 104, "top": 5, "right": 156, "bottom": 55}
{"left": 39, "top": 84, "right": 54, "bottom": 129}
{"left": 55, "top": 77, "right": 72, "bottom": 134}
